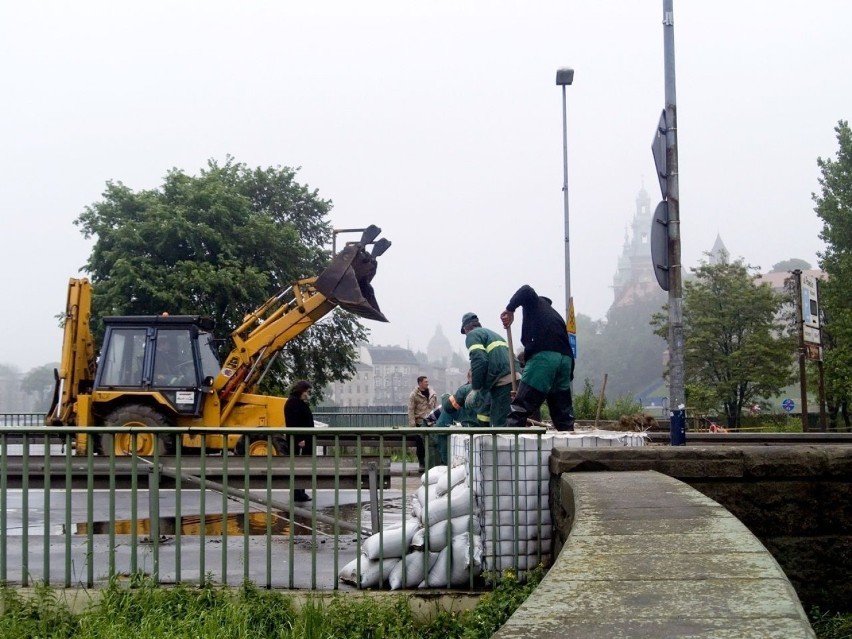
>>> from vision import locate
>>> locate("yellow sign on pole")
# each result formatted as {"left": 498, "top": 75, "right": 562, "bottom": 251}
{"left": 566, "top": 297, "right": 577, "bottom": 359}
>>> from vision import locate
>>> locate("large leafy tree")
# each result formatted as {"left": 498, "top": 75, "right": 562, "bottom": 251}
{"left": 654, "top": 257, "right": 794, "bottom": 427}
{"left": 814, "top": 120, "right": 852, "bottom": 429}
{"left": 74, "top": 157, "right": 367, "bottom": 400}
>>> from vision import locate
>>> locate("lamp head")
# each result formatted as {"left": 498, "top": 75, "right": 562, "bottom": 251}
{"left": 556, "top": 67, "right": 574, "bottom": 86}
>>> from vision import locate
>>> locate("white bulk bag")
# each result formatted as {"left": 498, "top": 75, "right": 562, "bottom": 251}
{"left": 420, "top": 483, "right": 473, "bottom": 527}
{"left": 435, "top": 464, "right": 467, "bottom": 496}
{"left": 411, "top": 515, "right": 480, "bottom": 553}
{"left": 388, "top": 551, "right": 439, "bottom": 590}
{"left": 339, "top": 555, "right": 400, "bottom": 589}
{"left": 362, "top": 517, "right": 421, "bottom": 560}
{"left": 423, "top": 532, "right": 482, "bottom": 587}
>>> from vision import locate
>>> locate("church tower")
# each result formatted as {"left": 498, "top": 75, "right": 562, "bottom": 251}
{"left": 611, "top": 186, "right": 658, "bottom": 308}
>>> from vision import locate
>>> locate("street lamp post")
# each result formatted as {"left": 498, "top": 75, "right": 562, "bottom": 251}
{"left": 556, "top": 68, "right": 576, "bottom": 362}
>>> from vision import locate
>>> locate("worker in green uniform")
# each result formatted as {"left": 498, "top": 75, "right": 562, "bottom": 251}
{"left": 460, "top": 312, "right": 513, "bottom": 426}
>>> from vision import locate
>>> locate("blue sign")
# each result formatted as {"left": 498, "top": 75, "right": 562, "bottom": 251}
{"left": 782, "top": 398, "right": 795, "bottom": 413}
{"left": 568, "top": 333, "right": 577, "bottom": 359}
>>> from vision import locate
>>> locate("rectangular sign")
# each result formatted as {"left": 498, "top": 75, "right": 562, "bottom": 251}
{"left": 802, "top": 273, "right": 821, "bottom": 346}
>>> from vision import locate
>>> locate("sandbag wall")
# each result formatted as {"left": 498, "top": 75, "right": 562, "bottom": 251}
{"left": 339, "top": 430, "right": 646, "bottom": 589}
{"left": 450, "top": 431, "right": 647, "bottom": 574}
{"left": 339, "top": 463, "right": 482, "bottom": 590}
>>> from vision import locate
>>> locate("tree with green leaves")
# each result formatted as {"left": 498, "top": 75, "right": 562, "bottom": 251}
{"left": 653, "top": 257, "right": 795, "bottom": 427}
{"left": 770, "top": 258, "right": 812, "bottom": 273}
{"left": 74, "top": 157, "right": 368, "bottom": 401}
{"left": 814, "top": 120, "right": 852, "bottom": 429}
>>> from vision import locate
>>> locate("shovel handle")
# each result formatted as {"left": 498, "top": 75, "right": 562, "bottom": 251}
{"left": 506, "top": 325, "right": 518, "bottom": 393}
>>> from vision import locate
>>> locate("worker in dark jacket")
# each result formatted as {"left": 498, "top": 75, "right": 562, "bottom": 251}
{"left": 284, "top": 380, "right": 315, "bottom": 502}
{"left": 460, "top": 312, "right": 513, "bottom": 426}
{"left": 500, "top": 285, "right": 575, "bottom": 431}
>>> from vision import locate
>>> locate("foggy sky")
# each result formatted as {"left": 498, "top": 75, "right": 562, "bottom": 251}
{"left": 1, "top": 1, "right": 849, "bottom": 372}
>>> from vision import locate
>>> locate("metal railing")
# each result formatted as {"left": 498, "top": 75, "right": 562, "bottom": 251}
{"left": 0, "top": 425, "right": 549, "bottom": 591}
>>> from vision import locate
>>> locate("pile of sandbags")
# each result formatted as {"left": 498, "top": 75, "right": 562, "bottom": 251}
{"left": 339, "top": 464, "right": 483, "bottom": 590}
{"left": 451, "top": 430, "right": 647, "bottom": 574}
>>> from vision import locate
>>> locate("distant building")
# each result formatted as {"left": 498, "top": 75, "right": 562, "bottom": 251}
{"left": 426, "top": 325, "right": 453, "bottom": 367}
{"left": 611, "top": 186, "right": 659, "bottom": 308}
{"left": 324, "top": 327, "right": 469, "bottom": 406}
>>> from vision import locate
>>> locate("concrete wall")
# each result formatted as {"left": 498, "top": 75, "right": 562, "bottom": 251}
{"left": 549, "top": 444, "right": 852, "bottom": 612}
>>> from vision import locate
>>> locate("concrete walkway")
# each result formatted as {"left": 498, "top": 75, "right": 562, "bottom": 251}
{"left": 494, "top": 471, "right": 815, "bottom": 639}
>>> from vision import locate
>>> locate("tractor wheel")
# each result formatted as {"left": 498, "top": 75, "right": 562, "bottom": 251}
{"left": 101, "top": 405, "right": 171, "bottom": 456}
{"left": 235, "top": 434, "right": 289, "bottom": 457}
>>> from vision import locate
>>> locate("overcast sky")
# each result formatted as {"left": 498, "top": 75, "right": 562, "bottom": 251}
{"left": 1, "top": 1, "right": 849, "bottom": 372}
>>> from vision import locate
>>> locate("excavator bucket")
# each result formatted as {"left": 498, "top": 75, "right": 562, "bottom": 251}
{"left": 314, "top": 225, "right": 391, "bottom": 322}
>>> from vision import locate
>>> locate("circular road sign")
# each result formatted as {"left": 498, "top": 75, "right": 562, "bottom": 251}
{"left": 782, "top": 398, "right": 795, "bottom": 413}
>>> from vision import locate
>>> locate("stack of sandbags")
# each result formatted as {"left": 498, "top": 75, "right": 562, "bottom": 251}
{"left": 339, "top": 464, "right": 482, "bottom": 590}
{"left": 450, "top": 431, "right": 647, "bottom": 574}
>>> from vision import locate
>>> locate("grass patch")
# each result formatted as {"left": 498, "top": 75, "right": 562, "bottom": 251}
{"left": 0, "top": 568, "right": 544, "bottom": 639}
{"left": 810, "top": 607, "right": 852, "bottom": 639}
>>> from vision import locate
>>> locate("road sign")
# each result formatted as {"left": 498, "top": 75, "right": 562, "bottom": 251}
{"left": 782, "top": 398, "right": 795, "bottom": 413}
{"left": 651, "top": 110, "right": 667, "bottom": 199}
{"left": 566, "top": 298, "right": 577, "bottom": 359}
{"left": 802, "top": 273, "right": 821, "bottom": 347}
{"left": 650, "top": 200, "right": 669, "bottom": 291}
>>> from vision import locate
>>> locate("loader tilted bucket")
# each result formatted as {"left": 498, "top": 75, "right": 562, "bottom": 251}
{"left": 314, "top": 225, "right": 391, "bottom": 322}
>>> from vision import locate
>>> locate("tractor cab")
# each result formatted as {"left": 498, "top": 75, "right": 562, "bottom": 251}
{"left": 95, "top": 315, "right": 219, "bottom": 417}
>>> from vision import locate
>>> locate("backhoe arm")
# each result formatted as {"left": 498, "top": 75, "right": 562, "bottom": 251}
{"left": 214, "top": 226, "right": 391, "bottom": 421}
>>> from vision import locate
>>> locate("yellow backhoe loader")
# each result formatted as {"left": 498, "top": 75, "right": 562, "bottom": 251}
{"left": 45, "top": 225, "right": 391, "bottom": 456}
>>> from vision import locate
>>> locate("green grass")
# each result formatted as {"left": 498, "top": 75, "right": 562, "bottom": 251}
{"left": 0, "top": 569, "right": 544, "bottom": 639}
{"left": 810, "top": 607, "right": 852, "bottom": 639}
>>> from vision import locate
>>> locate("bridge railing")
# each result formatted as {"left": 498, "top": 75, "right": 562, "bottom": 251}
{"left": 0, "top": 424, "right": 547, "bottom": 592}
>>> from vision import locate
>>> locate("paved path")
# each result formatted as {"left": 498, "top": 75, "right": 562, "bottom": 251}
{"left": 494, "top": 471, "right": 815, "bottom": 639}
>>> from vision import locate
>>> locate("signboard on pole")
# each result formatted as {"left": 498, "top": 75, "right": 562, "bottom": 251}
{"left": 651, "top": 110, "right": 667, "bottom": 199}
{"left": 802, "top": 273, "right": 821, "bottom": 351}
{"left": 566, "top": 298, "right": 577, "bottom": 359}
{"left": 650, "top": 200, "right": 669, "bottom": 291}
{"left": 782, "top": 398, "right": 795, "bottom": 413}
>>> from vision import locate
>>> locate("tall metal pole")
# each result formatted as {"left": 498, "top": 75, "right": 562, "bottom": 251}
{"left": 561, "top": 83, "right": 571, "bottom": 321}
{"left": 556, "top": 67, "right": 576, "bottom": 368}
{"left": 793, "top": 269, "right": 809, "bottom": 432}
{"left": 663, "top": 1, "right": 685, "bottom": 429}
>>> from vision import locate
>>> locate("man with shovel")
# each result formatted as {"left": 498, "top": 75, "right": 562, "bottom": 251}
{"left": 460, "top": 312, "right": 513, "bottom": 426}
{"left": 500, "top": 284, "right": 575, "bottom": 431}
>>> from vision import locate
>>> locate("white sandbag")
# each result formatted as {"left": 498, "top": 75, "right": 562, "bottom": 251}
{"left": 420, "top": 483, "right": 473, "bottom": 526}
{"left": 411, "top": 515, "right": 481, "bottom": 553}
{"left": 338, "top": 555, "right": 400, "bottom": 589}
{"left": 423, "top": 532, "right": 482, "bottom": 587}
{"left": 421, "top": 465, "right": 448, "bottom": 485}
{"left": 415, "top": 483, "right": 441, "bottom": 510}
{"left": 362, "top": 518, "right": 421, "bottom": 560}
{"left": 388, "top": 551, "right": 439, "bottom": 590}
{"left": 435, "top": 463, "right": 467, "bottom": 496}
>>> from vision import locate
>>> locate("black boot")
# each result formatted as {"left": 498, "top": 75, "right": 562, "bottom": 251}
{"left": 507, "top": 383, "right": 547, "bottom": 428}
{"left": 547, "top": 389, "right": 575, "bottom": 431}
{"left": 294, "top": 489, "right": 311, "bottom": 502}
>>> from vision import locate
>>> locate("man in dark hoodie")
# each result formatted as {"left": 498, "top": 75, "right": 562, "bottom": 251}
{"left": 500, "top": 284, "right": 575, "bottom": 431}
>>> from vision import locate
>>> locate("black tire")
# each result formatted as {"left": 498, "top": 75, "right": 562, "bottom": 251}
{"left": 101, "top": 405, "right": 171, "bottom": 456}
{"left": 235, "top": 433, "right": 290, "bottom": 457}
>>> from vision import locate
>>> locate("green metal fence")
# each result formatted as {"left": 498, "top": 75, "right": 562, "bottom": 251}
{"left": 0, "top": 424, "right": 549, "bottom": 591}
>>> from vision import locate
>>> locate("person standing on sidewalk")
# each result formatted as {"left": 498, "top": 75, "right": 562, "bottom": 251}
{"left": 407, "top": 376, "right": 438, "bottom": 472}
{"left": 500, "top": 285, "right": 575, "bottom": 431}
{"left": 284, "top": 380, "right": 316, "bottom": 502}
